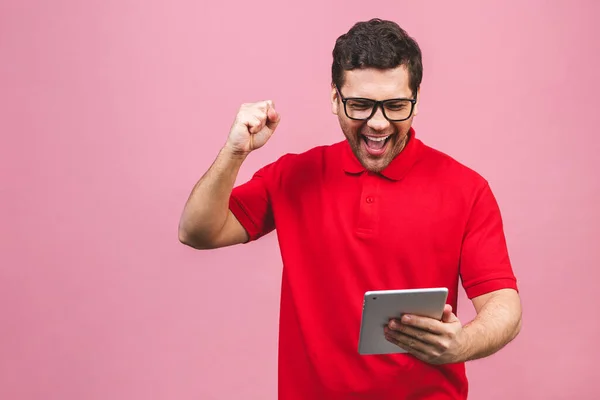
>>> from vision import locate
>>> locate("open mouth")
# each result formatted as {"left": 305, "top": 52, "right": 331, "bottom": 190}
{"left": 361, "top": 134, "right": 393, "bottom": 155}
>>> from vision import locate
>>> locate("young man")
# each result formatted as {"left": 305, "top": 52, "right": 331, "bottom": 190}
{"left": 179, "top": 18, "right": 522, "bottom": 399}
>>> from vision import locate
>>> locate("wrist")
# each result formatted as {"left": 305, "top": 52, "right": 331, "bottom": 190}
{"left": 454, "top": 331, "right": 470, "bottom": 363}
{"left": 455, "top": 323, "right": 479, "bottom": 363}
{"left": 221, "top": 144, "right": 250, "bottom": 162}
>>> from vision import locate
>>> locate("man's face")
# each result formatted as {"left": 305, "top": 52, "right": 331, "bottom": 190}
{"left": 331, "top": 66, "right": 419, "bottom": 172}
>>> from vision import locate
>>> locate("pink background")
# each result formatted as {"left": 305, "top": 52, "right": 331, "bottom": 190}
{"left": 1, "top": 1, "right": 599, "bottom": 399}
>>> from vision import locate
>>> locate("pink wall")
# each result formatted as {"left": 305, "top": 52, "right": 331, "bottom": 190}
{"left": 1, "top": 1, "right": 599, "bottom": 399}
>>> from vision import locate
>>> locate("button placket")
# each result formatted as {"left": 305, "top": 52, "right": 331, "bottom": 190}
{"left": 356, "top": 174, "right": 380, "bottom": 236}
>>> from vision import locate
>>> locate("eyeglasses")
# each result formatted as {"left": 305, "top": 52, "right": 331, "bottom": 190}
{"left": 336, "top": 87, "right": 417, "bottom": 122}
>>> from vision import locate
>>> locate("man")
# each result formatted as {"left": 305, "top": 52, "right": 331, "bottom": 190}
{"left": 179, "top": 18, "right": 522, "bottom": 399}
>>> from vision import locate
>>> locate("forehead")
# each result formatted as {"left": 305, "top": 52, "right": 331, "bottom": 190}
{"left": 341, "top": 66, "right": 412, "bottom": 99}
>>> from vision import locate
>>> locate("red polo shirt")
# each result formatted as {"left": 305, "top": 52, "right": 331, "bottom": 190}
{"left": 229, "top": 128, "right": 518, "bottom": 399}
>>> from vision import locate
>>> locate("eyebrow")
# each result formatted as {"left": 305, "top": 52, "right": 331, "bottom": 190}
{"left": 346, "top": 94, "right": 414, "bottom": 100}
{"left": 336, "top": 86, "right": 416, "bottom": 101}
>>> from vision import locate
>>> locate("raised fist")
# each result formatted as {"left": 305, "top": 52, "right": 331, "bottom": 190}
{"left": 225, "top": 100, "right": 280, "bottom": 155}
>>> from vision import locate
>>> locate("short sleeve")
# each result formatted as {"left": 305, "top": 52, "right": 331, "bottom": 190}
{"left": 229, "top": 164, "right": 276, "bottom": 242}
{"left": 460, "top": 182, "right": 519, "bottom": 299}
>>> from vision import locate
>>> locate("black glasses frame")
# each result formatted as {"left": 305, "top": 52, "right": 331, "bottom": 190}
{"left": 335, "top": 87, "right": 417, "bottom": 122}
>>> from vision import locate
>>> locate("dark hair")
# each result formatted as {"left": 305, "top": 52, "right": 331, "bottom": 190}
{"left": 332, "top": 18, "right": 423, "bottom": 97}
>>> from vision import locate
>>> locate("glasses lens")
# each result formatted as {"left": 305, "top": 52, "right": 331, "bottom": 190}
{"left": 345, "top": 99, "right": 376, "bottom": 119}
{"left": 383, "top": 100, "right": 413, "bottom": 121}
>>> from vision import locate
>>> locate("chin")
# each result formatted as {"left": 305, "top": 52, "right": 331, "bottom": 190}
{"left": 360, "top": 157, "right": 391, "bottom": 173}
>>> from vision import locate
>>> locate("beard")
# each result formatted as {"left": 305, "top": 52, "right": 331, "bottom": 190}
{"left": 340, "top": 118, "right": 411, "bottom": 173}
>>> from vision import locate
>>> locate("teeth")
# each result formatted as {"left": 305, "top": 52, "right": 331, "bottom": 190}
{"left": 365, "top": 135, "right": 389, "bottom": 142}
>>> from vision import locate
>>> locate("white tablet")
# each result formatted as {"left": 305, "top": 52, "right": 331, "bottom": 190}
{"left": 357, "top": 287, "right": 449, "bottom": 355}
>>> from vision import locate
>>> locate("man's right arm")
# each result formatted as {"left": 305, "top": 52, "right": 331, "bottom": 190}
{"left": 178, "top": 146, "right": 250, "bottom": 249}
{"left": 178, "top": 100, "right": 280, "bottom": 250}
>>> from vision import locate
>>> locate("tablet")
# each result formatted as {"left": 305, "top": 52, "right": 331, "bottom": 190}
{"left": 357, "top": 287, "right": 449, "bottom": 355}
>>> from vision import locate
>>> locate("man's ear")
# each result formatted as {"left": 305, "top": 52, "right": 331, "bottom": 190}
{"left": 413, "top": 86, "right": 421, "bottom": 117}
{"left": 331, "top": 84, "right": 339, "bottom": 115}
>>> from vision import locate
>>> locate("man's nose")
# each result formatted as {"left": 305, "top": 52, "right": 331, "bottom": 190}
{"left": 367, "top": 105, "right": 390, "bottom": 131}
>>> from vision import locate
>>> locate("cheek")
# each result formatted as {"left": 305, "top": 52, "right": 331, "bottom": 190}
{"left": 340, "top": 118, "right": 364, "bottom": 139}
{"left": 393, "top": 121, "right": 411, "bottom": 136}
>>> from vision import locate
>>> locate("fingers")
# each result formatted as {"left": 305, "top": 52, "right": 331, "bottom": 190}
{"left": 266, "top": 106, "right": 280, "bottom": 130}
{"left": 384, "top": 328, "right": 447, "bottom": 365}
{"left": 240, "top": 107, "right": 267, "bottom": 134}
{"left": 384, "top": 305, "right": 464, "bottom": 365}
{"left": 247, "top": 116, "right": 263, "bottom": 134}
{"left": 384, "top": 328, "right": 437, "bottom": 357}
{"left": 387, "top": 319, "right": 441, "bottom": 345}
{"left": 442, "top": 304, "right": 456, "bottom": 323}
{"left": 393, "top": 315, "right": 444, "bottom": 335}
{"left": 385, "top": 321, "right": 449, "bottom": 363}
{"left": 239, "top": 100, "right": 280, "bottom": 134}
{"left": 386, "top": 308, "right": 462, "bottom": 355}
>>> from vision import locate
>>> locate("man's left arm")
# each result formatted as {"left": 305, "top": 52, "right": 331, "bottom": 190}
{"left": 461, "top": 288, "right": 522, "bottom": 361}
{"left": 384, "top": 288, "right": 521, "bottom": 364}
{"left": 385, "top": 181, "right": 522, "bottom": 364}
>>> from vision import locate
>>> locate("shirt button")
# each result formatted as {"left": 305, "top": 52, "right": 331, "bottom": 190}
{"left": 366, "top": 197, "right": 374, "bottom": 203}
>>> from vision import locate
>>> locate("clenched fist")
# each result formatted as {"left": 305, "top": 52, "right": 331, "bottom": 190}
{"left": 225, "top": 100, "right": 280, "bottom": 156}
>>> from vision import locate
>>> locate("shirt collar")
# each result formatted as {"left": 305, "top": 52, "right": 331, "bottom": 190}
{"left": 341, "top": 127, "right": 423, "bottom": 180}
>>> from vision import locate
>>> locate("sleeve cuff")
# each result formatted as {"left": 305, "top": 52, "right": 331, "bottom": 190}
{"left": 464, "top": 277, "right": 519, "bottom": 299}
{"left": 229, "top": 194, "right": 261, "bottom": 242}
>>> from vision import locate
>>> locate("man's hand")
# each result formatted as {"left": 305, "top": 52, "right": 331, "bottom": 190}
{"left": 384, "top": 304, "right": 467, "bottom": 365}
{"left": 224, "top": 100, "right": 280, "bottom": 156}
